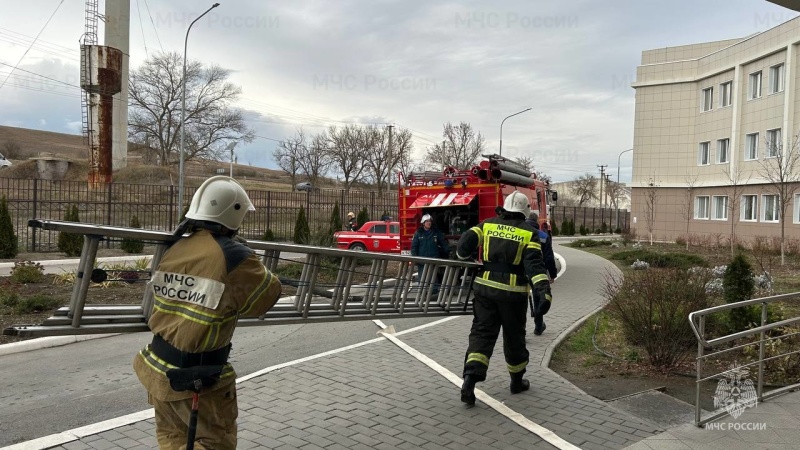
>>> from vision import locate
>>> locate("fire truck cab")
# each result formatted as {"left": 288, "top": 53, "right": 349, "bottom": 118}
{"left": 397, "top": 154, "right": 557, "bottom": 255}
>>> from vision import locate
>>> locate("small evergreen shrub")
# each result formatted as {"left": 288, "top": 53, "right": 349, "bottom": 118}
{"left": 293, "top": 206, "right": 310, "bottom": 244}
{"left": 723, "top": 253, "right": 759, "bottom": 331}
{"left": 579, "top": 225, "right": 588, "bottom": 236}
{"left": 600, "top": 222, "right": 608, "bottom": 234}
{"left": 262, "top": 229, "right": 275, "bottom": 241}
{"left": 614, "top": 227, "right": 622, "bottom": 234}
{"left": 10, "top": 261, "right": 44, "bottom": 283}
{"left": 550, "top": 221, "right": 559, "bottom": 236}
{"left": 356, "top": 207, "right": 369, "bottom": 228}
{"left": 13, "top": 294, "right": 61, "bottom": 314}
{"left": 120, "top": 215, "right": 145, "bottom": 254}
{"left": 57, "top": 205, "right": 83, "bottom": 257}
{"left": 561, "top": 219, "right": 570, "bottom": 236}
{"left": 0, "top": 195, "right": 18, "bottom": 258}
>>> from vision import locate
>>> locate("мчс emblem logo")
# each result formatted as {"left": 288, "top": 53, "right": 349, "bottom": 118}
{"left": 713, "top": 364, "right": 758, "bottom": 418}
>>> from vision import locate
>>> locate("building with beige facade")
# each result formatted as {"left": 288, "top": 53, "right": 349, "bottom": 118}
{"left": 631, "top": 17, "right": 800, "bottom": 245}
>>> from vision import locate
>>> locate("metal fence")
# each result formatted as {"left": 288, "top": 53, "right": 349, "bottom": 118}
{"left": 0, "top": 178, "right": 398, "bottom": 252}
{"left": 549, "top": 205, "right": 630, "bottom": 234}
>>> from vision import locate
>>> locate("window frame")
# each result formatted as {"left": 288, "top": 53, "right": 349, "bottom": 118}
{"left": 770, "top": 63, "right": 785, "bottom": 94}
{"left": 749, "top": 71, "right": 762, "bottom": 99}
{"left": 762, "top": 194, "right": 780, "bottom": 222}
{"left": 745, "top": 132, "right": 759, "bottom": 161}
{"left": 716, "top": 138, "right": 730, "bottom": 164}
{"left": 694, "top": 195, "right": 710, "bottom": 220}
{"left": 766, "top": 128, "right": 782, "bottom": 158}
{"left": 741, "top": 195, "right": 758, "bottom": 221}
{"left": 711, "top": 195, "right": 729, "bottom": 221}
{"left": 698, "top": 141, "right": 711, "bottom": 166}
{"left": 794, "top": 194, "right": 800, "bottom": 224}
{"left": 701, "top": 87, "right": 714, "bottom": 112}
{"left": 720, "top": 81, "right": 733, "bottom": 107}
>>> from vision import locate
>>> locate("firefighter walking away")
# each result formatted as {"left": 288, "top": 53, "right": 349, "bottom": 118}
{"left": 456, "top": 191, "right": 552, "bottom": 405}
{"left": 133, "top": 176, "right": 282, "bottom": 449}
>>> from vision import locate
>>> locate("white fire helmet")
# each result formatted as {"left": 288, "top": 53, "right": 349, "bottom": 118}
{"left": 185, "top": 176, "right": 255, "bottom": 230}
{"left": 503, "top": 191, "right": 531, "bottom": 218}
{"left": 421, "top": 214, "right": 432, "bottom": 224}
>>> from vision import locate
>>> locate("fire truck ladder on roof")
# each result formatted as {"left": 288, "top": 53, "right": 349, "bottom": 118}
{"left": 3, "top": 220, "right": 479, "bottom": 338}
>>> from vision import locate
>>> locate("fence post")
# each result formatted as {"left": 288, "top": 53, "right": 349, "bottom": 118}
{"left": 266, "top": 191, "right": 271, "bottom": 236}
{"left": 31, "top": 179, "right": 38, "bottom": 252}
{"left": 105, "top": 183, "right": 113, "bottom": 248}
{"left": 168, "top": 185, "right": 174, "bottom": 231}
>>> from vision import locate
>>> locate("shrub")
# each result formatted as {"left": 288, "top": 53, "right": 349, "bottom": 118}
{"left": 120, "top": 215, "right": 145, "bottom": 254}
{"left": 262, "top": 229, "right": 275, "bottom": 241}
{"left": 326, "top": 202, "right": 343, "bottom": 246}
{"left": 550, "top": 221, "right": 559, "bottom": 236}
{"left": 569, "top": 239, "right": 613, "bottom": 248}
{"left": 579, "top": 225, "right": 587, "bottom": 236}
{"left": 0, "top": 195, "right": 18, "bottom": 258}
{"left": 0, "top": 290, "right": 19, "bottom": 308}
{"left": 57, "top": 204, "right": 83, "bottom": 257}
{"left": 561, "top": 219, "right": 570, "bottom": 236}
{"left": 600, "top": 222, "right": 608, "bottom": 234}
{"left": 723, "top": 253, "right": 759, "bottom": 331}
{"left": 603, "top": 267, "right": 715, "bottom": 368}
{"left": 356, "top": 207, "right": 369, "bottom": 228}
{"left": 674, "top": 235, "right": 687, "bottom": 247}
{"left": 10, "top": 261, "right": 44, "bottom": 283}
{"left": 13, "top": 294, "right": 61, "bottom": 314}
{"left": 614, "top": 227, "right": 622, "bottom": 234}
{"left": 293, "top": 206, "right": 310, "bottom": 244}
{"left": 609, "top": 249, "right": 707, "bottom": 269}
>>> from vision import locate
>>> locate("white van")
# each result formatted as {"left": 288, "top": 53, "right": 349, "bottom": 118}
{"left": 0, "top": 153, "right": 11, "bottom": 169}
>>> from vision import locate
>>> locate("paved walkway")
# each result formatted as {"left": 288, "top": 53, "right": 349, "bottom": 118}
{"left": 5, "top": 244, "right": 800, "bottom": 449}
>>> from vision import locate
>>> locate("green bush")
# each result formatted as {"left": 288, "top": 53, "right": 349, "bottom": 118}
{"left": 0, "top": 290, "right": 19, "bottom": 308}
{"left": 600, "top": 222, "right": 608, "bottom": 234}
{"left": 293, "top": 206, "right": 310, "bottom": 244}
{"left": 550, "top": 221, "right": 559, "bottom": 236}
{"left": 356, "top": 207, "right": 369, "bottom": 228}
{"left": 0, "top": 195, "right": 18, "bottom": 258}
{"left": 327, "top": 202, "right": 343, "bottom": 245}
{"left": 604, "top": 267, "right": 715, "bottom": 368}
{"left": 10, "top": 261, "right": 44, "bottom": 283}
{"left": 262, "top": 229, "right": 275, "bottom": 241}
{"left": 614, "top": 227, "right": 622, "bottom": 234}
{"left": 13, "top": 294, "right": 61, "bottom": 314}
{"left": 561, "top": 219, "right": 570, "bottom": 236}
{"left": 579, "top": 225, "right": 588, "bottom": 236}
{"left": 609, "top": 249, "right": 707, "bottom": 269}
{"left": 569, "top": 239, "right": 614, "bottom": 248}
{"left": 723, "top": 253, "right": 759, "bottom": 330}
{"left": 57, "top": 204, "right": 83, "bottom": 257}
{"left": 120, "top": 215, "right": 145, "bottom": 254}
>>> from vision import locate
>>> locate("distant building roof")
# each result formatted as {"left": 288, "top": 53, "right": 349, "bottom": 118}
{"left": 767, "top": 1, "right": 800, "bottom": 12}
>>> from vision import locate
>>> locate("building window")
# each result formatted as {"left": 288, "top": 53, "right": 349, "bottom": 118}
{"left": 698, "top": 141, "right": 710, "bottom": 165}
{"left": 749, "top": 71, "right": 762, "bottom": 99}
{"left": 745, "top": 133, "right": 759, "bottom": 160}
{"left": 712, "top": 196, "right": 728, "bottom": 220}
{"left": 694, "top": 196, "right": 710, "bottom": 219}
{"left": 742, "top": 195, "right": 758, "bottom": 221}
{"left": 716, "top": 138, "right": 730, "bottom": 164}
{"left": 720, "top": 81, "right": 732, "bottom": 107}
{"left": 766, "top": 128, "right": 782, "bottom": 158}
{"left": 763, "top": 194, "right": 779, "bottom": 222}
{"left": 770, "top": 63, "right": 785, "bottom": 94}
{"left": 702, "top": 87, "right": 713, "bottom": 111}
{"left": 794, "top": 194, "right": 800, "bottom": 224}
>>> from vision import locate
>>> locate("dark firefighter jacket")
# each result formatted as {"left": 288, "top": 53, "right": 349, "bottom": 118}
{"left": 529, "top": 221, "right": 558, "bottom": 280}
{"left": 133, "top": 229, "right": 282, "bottom": 401}
{"left": 411, "top": 226, "right": 449, "bottom": 259}
{"left": 455, "top": 212, "right": 550, "bottom": 302}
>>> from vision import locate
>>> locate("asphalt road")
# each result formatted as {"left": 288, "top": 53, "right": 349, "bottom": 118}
{"left": 0, "top": 316, "right": 444, "bottom": 447}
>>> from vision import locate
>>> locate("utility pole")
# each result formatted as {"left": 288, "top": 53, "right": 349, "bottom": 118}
{"left": 597, "top": 165, "right": 607, "bottom": 208}
{"left": 387, "top": 125, "right": 394, "bottom": 189}
{"left": 604, "top": 174, "right": 612, "bottom": 209}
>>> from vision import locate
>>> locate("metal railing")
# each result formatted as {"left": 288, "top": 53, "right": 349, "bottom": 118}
{"left": 3, "top": 220, "right": 480, "bottom": 338}
{"left": 688, "top": 293, "right": 800, "bottom": 426}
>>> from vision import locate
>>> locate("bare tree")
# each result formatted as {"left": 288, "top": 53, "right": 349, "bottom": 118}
{"left": 327, "top": 125, "right": 369, "bottom": 193}
{"left": 605, "top": 180, "right": 624, "bottom": 210}
{"left": 514, "top": 155, "right": 551, "bottom": 184}
{"left": 365, "top": 126, "right": 413, "bottom": 194}
{"left": 298, "top": 131, "right": 331, "bottom": 187}
{"left": 274, "top": 127, "right": 305, "bottom": 191}
{"left": 1, "top": 141, "right": 22, "bottom": 159}
{"left": 757, "top": 131, "right": 800, "bottom": 265}
{"left": 571, "top": 174, "right": 598, "bottom": 206}
{"left": 678, "top": 175, "right": 699, "bottom": 250}
{"left": 128, "top": 52, "right": 253, "bottom": 167}
{"left": 722, "top": 162, "right": 750, "bottom": 256}
{"left": 643, "top": 178, "right": 659, "bottom": 246}
{"left": 425, "top": 122, "right": 485, "bottom": 169}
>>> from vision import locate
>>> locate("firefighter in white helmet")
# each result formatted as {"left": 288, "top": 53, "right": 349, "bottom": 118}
{"left": 456, "top": 190, "right": 551, "bottom": 405}
{"left": 347, "top": 211, "right": 358, "bottom": 231}
{"left": 134, "top": 176, "right": 282, "bottom": 449}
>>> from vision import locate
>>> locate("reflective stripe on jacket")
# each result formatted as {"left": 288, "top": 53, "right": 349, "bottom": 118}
{"left": 133, "top": 229, "right": 281, "bottom": 401}
{"left": 455, "top": 213, "right": 549, "bottom": 301}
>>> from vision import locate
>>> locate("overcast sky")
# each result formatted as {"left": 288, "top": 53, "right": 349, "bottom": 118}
{"left": 0, "top": 0, "right": 796, "bottom": 183}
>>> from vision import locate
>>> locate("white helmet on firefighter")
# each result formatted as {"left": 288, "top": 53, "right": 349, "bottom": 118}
{"left": 185, "top": 176, "right": 254, "bottom": 230}
{"left": 421, "top": 214, "right": 432, "bottom": 224}
{"left": 503, "top": 191, "right": 531, "bottom": 218}
{"left": 347, "top": 212, "right": 355, "bottom": 218}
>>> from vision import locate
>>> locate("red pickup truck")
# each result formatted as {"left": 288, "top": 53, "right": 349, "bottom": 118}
{"left": 334, "top": 221, "right": 400, "bottom": 253}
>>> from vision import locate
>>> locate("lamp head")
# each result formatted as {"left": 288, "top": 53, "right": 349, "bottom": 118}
{"left": 213, "top": 3, "right": 220, "bottom": 7}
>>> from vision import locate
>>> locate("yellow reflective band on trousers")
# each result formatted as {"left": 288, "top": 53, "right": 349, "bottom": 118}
{"left": 507, "top": 360, "right": 528, "bottom": 374}
{"left": 466, "top": 352, "right": 490, "bottom": 367}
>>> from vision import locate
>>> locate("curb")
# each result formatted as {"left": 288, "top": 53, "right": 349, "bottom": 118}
{"left": 0, "top": 334, "right": 120, "bottom": 357}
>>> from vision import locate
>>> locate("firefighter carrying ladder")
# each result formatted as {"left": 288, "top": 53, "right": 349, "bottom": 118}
{"left": 3, "top": 220, "right": 479, "bottom": 338}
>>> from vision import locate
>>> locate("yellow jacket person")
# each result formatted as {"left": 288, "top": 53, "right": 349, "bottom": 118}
{"left": 133, "top": 176, "right": 281, "bottom": 449}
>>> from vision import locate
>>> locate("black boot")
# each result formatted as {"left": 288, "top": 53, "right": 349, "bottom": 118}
{"left": 533, "top": 314, "right": 546, "bottom": 336}
{"left": 510, "top": 372, "right": 530, "bottom": 394}
{"left": 461, "top": 375, "right": 477, "bottom": 405}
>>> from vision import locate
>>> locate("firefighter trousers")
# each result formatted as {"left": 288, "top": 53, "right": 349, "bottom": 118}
{"left": 463, "top": 293, "right": 529, "bottom": 381}
{"left": 149, "top": 384, "right": 238, "bottom": 450}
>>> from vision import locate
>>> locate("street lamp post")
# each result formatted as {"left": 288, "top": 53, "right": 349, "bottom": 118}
{"left": 499, "top": 108, "right": 531, "bottom": 156}
{"left": 177, "top": 2, "right": 220, "bottom": 223}
{"left": 226, "top": 142, "right": 236, "bottom": 177}
{"left": 617, "top": 148, "right": 633, "bottom": 185}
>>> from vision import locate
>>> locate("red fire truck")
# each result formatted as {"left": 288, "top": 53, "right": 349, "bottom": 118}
{"left": 397, "top": 154, "right": 558, "bottom": 255}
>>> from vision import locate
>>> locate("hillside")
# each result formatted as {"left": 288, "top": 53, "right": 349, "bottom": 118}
{"left": 0, "top": 125, "right": 302, "bottom": 190}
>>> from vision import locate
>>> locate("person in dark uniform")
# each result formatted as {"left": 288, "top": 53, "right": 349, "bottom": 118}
{"left": 411, "top": 213, "right": 449, "bottom": 293}
{"left": 456, "top": 191, "right": 552, "bottom": 405}
{"left": 526, "top": 213, "right": 557, "bottom": 335}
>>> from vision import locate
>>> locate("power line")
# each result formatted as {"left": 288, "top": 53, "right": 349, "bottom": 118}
{"left": 0, "top": 0, "right": 65, "bottom": 91}
{"left": 142, "top": 0, "right": 164, "bottom": 54}
{"left": 135, "top": 0, "right": 149, "bottom": 59}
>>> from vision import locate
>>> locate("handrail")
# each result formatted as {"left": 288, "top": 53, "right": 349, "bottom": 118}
{"left": 688, "top": 292, "right": 800, "bottom": 427}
